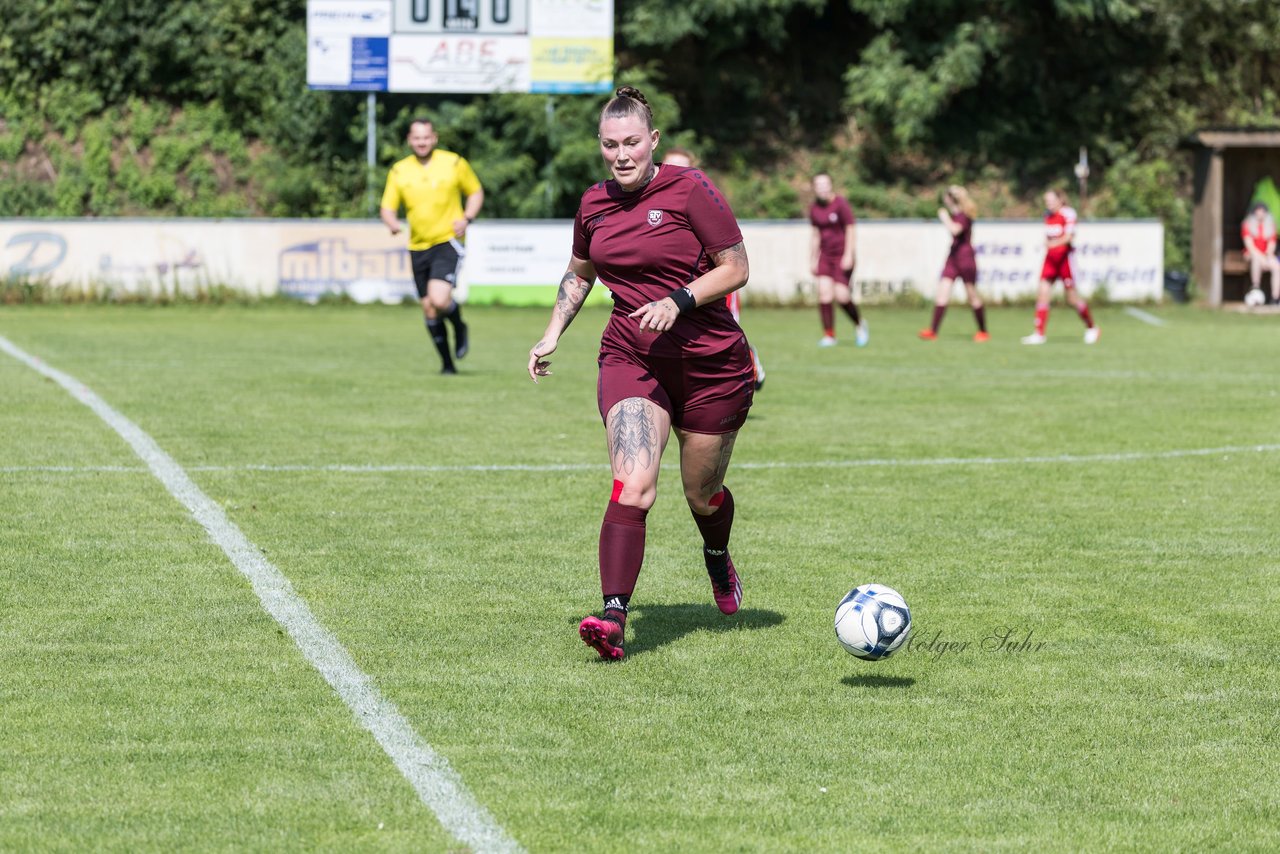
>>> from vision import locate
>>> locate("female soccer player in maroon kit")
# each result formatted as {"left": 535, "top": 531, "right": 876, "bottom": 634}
{"left": 527, "top": 87, "right": 754, "bottom": 661}
{"left": 810, "top": 174, "right": 867, "bottom": 347}
{"left": 919, "top": 185, "right": 988, "bottom": 341}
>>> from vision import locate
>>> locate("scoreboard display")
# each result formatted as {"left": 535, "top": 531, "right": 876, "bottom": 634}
{"left": 307, "top": 0, "right": 613, "bottom": 94}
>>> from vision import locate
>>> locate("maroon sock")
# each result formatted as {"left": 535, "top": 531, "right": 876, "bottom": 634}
{"left": 973, "top": 305, "right": 987, "bottom": 333}
{"left": 930, "top": 305, "right": 947, "bottom": 333}
{"left": 692, "top": 488, "right": 735, "bottom": 575}
{"left": 600, "top": 501, "right": 647, "bottom": 621}
{"left": 839, "top": 300, "right": 862, "bottom": 326}
{"left": 819, "top": 303, "right": 835, "bottom": 336}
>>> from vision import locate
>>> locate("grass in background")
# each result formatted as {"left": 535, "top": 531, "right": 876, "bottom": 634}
{"left": 2, "top": 302, "right": 1278, "bottom": 851}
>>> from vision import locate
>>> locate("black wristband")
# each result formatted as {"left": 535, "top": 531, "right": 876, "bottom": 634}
{"left": 668, "top": 286, "right": 696, "bottom": 314}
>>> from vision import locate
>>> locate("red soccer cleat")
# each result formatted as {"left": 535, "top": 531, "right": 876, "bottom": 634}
{"left": 918, "top": 329, "right": 937, "bottom": 341}
{"left": 709, "top": 559, "right": 743, "bottom": 615}
{"left": 973, "top": 331, "right": 990, "bottom": 343}
{"left": 579, "top": 615, "right": 625, "bottom": 661}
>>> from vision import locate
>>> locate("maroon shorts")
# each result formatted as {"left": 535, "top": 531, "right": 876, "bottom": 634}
{"left": 941, "top": 255, "right": 978, "bottom": 283}
{"left": 1040, "top": 251, "right": 1075, "bottom": 285}
{"left": 816, "top": 255, "right": 851, "bottom": 285}
{"left": 597, "top": 340, "right": 755, "bottom": 435}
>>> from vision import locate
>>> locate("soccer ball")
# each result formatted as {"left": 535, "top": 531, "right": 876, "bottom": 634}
{"left": 835, "top": 584, "right": 912, "bottom": 660}
{"left": 1244, "top": 288, "right": 1266, "bottom": 307}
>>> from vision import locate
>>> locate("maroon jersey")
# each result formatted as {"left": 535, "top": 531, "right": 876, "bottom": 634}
{"left": 948, "top": 212, "right": 975, "bottom": 262}
{"left": 809, "top": 195, "right": 855, "bottom": 261}
{"left": 573, "top": 165, "right": 745, "bottom": 358}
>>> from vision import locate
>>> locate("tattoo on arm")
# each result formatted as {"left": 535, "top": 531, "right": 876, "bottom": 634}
{"left": 710, "top": 241, "right": 747, "bottom": 269}
{"left": 609, "top": 400, "right": 658, "bottom": 475}
{"left": 555, "top": 269, "right": 593, "bottom": 329}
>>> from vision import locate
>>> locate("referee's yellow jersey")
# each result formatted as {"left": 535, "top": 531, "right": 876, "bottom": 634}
{"left": 381, "top": 150, "right": 482, "bottom": 250}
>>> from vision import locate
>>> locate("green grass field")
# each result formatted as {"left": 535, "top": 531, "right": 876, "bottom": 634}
{"left": 2, "top": 301, "right": 1278, "bottom": 852}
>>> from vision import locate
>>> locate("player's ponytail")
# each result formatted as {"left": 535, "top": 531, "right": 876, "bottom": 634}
{"left": 601, "top": 86, "right": 654, "bottom": 131}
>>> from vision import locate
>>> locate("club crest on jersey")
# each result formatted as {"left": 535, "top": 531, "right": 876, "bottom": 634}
{"left": 829, "top": 212, "right": 838, "bottom": 222}
{"left": 647, "top": 209, "right": 664, "bottom": 227}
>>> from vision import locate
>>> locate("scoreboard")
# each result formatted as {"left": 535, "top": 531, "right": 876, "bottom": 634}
{"left": 307, "top": 0, "right": 613, "bottom": 94}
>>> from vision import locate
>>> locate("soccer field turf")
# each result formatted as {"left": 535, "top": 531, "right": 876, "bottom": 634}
{"left": 2, "top": 302, "right": 1278, "bottom": 851}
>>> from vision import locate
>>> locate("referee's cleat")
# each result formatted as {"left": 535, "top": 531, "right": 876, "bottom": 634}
{"left": 454, "top": 321, "right": 470, "bottom": 359}
{"left": 440, "top": 364, "right": 458, "bottom": 375}
{"left": 708, "top": 557, "right": 742, "bottom": 615}
{"left": 579, "top": 615, "right": 625, "bottom": 661}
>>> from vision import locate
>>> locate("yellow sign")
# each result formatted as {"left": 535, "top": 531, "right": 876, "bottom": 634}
{"left": 531, "top": 37, "right": 612, "bottom": 93}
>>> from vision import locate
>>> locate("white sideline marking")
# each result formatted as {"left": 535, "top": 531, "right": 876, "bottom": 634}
{"left": 1124, "top": 306, "right": 1168, "bottom": 327}
{"left": 0, "top": 335, "right": 520, "bottom": 854}
{"left": 5, "top": 443, "right": 1279, "bottom": 475}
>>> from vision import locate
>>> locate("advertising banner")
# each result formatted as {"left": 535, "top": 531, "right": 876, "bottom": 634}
{"left": 0, "top": 219, "right": 1164, "bottom": 304}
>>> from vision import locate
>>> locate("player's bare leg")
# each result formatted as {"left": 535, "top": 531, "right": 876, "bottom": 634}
{"left": 580, "top": 397, "right": 673, "bottom": 659}
{"left": 816, "top": 275, "right": 837, "bottom": 345}
{"left": 677, "top": 428, "right": 742, "bottom": 614}
{"left": 1250, "top": 253, "right": 1263, "bottom": 291}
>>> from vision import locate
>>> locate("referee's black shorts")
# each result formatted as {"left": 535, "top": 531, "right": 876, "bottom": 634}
{"left": 409, "top": 239, "right": 465, "bottom": 298}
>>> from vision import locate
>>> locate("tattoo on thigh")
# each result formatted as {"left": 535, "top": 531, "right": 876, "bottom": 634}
{"left": 610, "top": 400, "right": 657, "bottom": 475}
{"left": 700, "top": 432, "right": 737, "bottom": 494}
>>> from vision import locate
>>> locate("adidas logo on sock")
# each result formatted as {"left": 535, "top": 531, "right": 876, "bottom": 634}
{"left": 705, "top": 548, "right": 727, "bottom": 557}
{"left": 604, "top": 597, "right": 628, "bottom": 613}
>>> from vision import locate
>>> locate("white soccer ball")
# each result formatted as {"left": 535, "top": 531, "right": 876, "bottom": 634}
{"left": 1245, "top": 288, "right": 1266, "bottom": 307}
{"left": 835, "top": 584, "right": 912, "bottom": 660}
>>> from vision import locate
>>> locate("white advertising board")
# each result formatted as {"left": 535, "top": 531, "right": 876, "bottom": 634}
{"left": 0, "top": 218, "right": 1164, "bottom": 304}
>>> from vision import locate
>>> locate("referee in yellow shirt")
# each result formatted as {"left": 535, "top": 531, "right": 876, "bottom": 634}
{"left": 381, "top": 118, "right": 485, "bottom": 374}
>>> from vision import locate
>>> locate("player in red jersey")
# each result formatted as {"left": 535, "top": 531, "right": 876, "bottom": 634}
{"left": 810, "top": 174, "right": 867, "bottom": 347}
{"left": 529, "top": 88, "right": 753, "bottom": 661}
{"left": 1242, "top": 202, "right": 1280, "bottom": 304}
{"left": 918, "top": 185, "right": 988, "bottom": 342}
{"left": 1021, "top": 189, "right": 1099, "bottom": 345}
{"left": 662, "top": 146, "right": 765, "bottom": 390}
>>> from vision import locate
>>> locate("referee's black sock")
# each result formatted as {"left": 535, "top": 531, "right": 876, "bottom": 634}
{"left": 425, "top": 318, "right": 454, "bottom": 370}
{"left": 443, "top": 301, "right": 464, "bottom": 327}
{"left": 444, "top": 301, "right": 469, "bottom": 359}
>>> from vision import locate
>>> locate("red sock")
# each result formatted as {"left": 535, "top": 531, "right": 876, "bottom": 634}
{"left": 931, "top": 305, "right": 947, "bottom": 333}
{"left": 600, "top": 501, "right": 647, "bottom": 619}
{"left": 819, "top": 303, "right": 835, "bottom": 336}
{"left": 1034, "top": 303, "right": 1049, "bottom": 336}
{"left": 1076, "top": 301, "right": 1094, "bottom": 328}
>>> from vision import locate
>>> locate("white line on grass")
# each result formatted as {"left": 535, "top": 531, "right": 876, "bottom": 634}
{"left": 1124, "top": 306, "right": 1168, "bottom": 327}
{"left": 6, "top": 443, "right": 1278, "bottom": 475}
{"left": 0, "top": 335, "right": 521, "bottom": 854}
